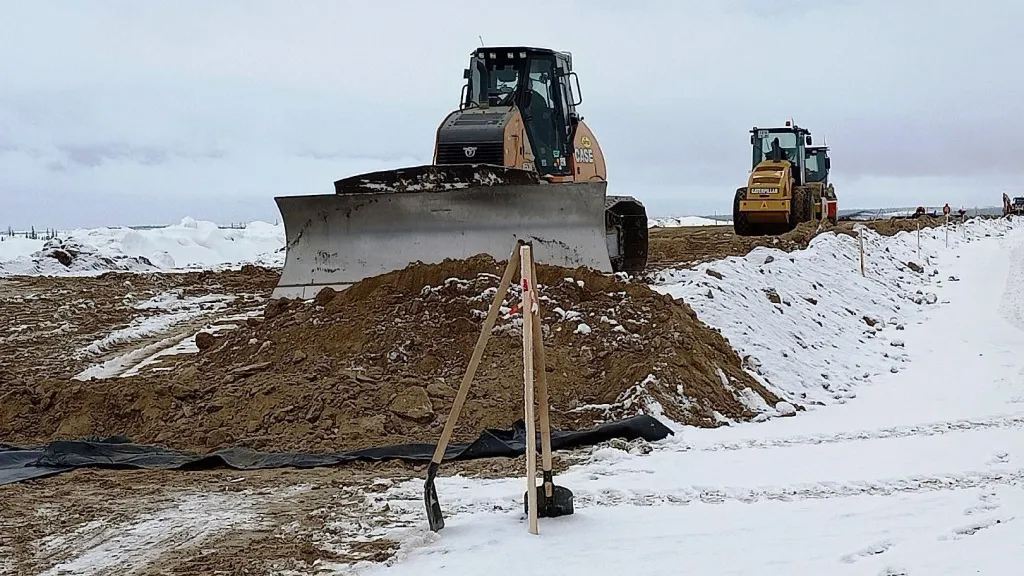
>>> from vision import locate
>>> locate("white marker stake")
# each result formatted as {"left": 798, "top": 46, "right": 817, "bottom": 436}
{"left": 858, "top": 229, "right": 865, "bottom": 277}
{"left": 520, "top": 244, "right": 539, "bottom": 535}
{"left": 917, "top": 222, "right": 921, "bottom": 262}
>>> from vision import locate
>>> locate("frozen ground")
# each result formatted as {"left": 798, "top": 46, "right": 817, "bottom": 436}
{"left": 0, "top": 217, "right": 284, "bottom": 276}
{"left": 348, "top": 217, "right": 1024, "bottom": 575}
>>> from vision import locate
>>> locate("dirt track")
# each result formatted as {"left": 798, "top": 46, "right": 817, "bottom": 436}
{"left": 0, "top": 216, "right": 964, "bottom": 574}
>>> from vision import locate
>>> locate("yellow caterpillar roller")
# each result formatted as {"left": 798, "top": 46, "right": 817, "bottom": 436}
{"left": 272, "top": 46, "right": 648, "bottom": 299}
{"left": 733, "top": 121, "right": 837, "bottom": 236}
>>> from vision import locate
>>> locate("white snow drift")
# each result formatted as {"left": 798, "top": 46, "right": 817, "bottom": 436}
{"left": 0, "top": 217, "right": 284, "bottom": 276}
{"left": 0, "top": 214, "right": 737, "bottom": 278}
{"left": 648, "top": 215, "right": 731, "bottom": 227}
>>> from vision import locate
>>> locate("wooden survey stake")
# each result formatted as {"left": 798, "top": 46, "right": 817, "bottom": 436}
{"left": 520, "top": 244, "right": 539, "bottom": 535}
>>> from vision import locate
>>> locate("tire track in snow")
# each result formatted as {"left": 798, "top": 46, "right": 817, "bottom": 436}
{"left": 941, "top": 516, "right": 1016, "bottom": 540}
{"left": 672, "top": 414, "right": 1024, "bottom": 453}
{"left": 839, "top": 539, "right": 897, "bottom": 564}
{"left": 34, "top": 491, "right": 261, "bottom": 576}
{"left": 409, "top": 468, "right": 1024, "bottom": 516}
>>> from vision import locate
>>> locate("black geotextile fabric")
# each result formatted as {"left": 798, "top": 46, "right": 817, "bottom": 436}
{"left": 0, "top": 414, "right": 672, "bottom": 485}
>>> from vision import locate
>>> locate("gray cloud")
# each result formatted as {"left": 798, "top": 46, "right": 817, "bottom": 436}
{"left": 1, "top": 0, "right": 1021, "bottom": 228}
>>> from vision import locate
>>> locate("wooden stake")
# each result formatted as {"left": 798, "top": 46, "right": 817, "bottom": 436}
{"left": 520, "top": 244, "right": 539, "bottom": 535}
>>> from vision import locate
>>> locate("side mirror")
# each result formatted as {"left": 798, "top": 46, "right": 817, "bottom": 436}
{"left": 750, "top": 135, "right": 756, "bottom": 145}
{"left": 568, "top": 72, "right": 583, "bottom": 106}
{"left": 825, "top": 157, "right": 831, "bottom": 169}
{"left": 463, "top": 68, "right": 471, "bottom": 79}
{"left": 805, "top": 135, "right": 813, "bottom": 145}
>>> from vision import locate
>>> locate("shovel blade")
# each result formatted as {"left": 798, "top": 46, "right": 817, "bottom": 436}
{"left": 524, "top": 483, "right": 575, "bottom": 518}
{"left": 425, "top": 480, "right": 445, "bottom": 532}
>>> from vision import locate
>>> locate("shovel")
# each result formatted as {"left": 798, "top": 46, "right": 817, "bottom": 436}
{"left": 522, "top": 253, "right": 574, "bottom": 519}
{"left": 425, "top": 245, "right": 522, "bottom": 532}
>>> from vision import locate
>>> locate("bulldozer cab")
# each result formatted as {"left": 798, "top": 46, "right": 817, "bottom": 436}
{"left": 805, "top": 145, "right": 831, "bottom": 185}
{"left": 462, "top": 47, "right": 581, "bottom": 176}
{"left": 749, "top": 123, "right": 812, "bottom": 186}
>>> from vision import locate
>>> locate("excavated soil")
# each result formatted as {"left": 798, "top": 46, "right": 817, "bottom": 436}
{"left": 648, "top": 216, "right": 956, "bottom": 269}
{"left": 0, "top": 256, "right": 780, "bottom": 453}
{"left": 0, "top": 265, "right": 278, "bottom": 386}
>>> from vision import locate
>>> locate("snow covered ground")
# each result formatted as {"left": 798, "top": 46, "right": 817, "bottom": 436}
{"left": 648, "top": 215, "right": 731, "bottom": 227}
{"left": 0, "top": 215, "right": 732, "bottom": 278}
{"left": 0, "top": 217, "right": 284, "bottom": 276}
{"left": 71, "top": 289, "right": 257, "bottom": 381}
{"left": 345, "top": 216, "right": 1024, "bottom": 575}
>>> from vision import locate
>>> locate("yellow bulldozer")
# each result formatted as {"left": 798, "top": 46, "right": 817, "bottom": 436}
{"left": 271, "top": 46, "right": 648, "bottom": 299}
{"left": 733, "top": 121, "right": 837, "bottom": 236}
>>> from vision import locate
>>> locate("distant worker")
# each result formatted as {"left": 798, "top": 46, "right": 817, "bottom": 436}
{"left": 942, "top": 203, "right": 951, "bottom": 216}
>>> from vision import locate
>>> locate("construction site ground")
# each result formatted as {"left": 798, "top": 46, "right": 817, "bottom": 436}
{"left": 646, "top": 215, "right": 953, "bottom": 271}
{"left": 0, "top": 215, "right": 981, "bottom": 575}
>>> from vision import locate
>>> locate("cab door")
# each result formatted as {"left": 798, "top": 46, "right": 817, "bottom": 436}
{"left": 522, "top": 54, "right": 570, "bottom": 177}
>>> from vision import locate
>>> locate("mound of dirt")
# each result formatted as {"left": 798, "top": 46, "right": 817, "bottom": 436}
{"left": 835, "top": 215, "right": 951, "bottom": 239}
{"left": 1, "top": 257, "right": 782, "bottom": 453}
{"left": 648, "top": 216, "right": 962, "bottom": 269}
{"left": 648, "top": 221, "right": 824, "bottom": 267}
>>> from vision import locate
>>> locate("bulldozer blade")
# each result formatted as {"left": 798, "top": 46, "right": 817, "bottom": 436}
{"left": 272, "top": 165, "right": 614, "bottom": 299}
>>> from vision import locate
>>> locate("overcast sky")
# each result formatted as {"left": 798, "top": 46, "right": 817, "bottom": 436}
{"left": 2, "top": 0, "right": 1021, "bottom": 228}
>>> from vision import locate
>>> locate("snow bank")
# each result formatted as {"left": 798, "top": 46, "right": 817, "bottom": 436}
{"left": 0, "top": 235, "right": 45, "bottom": 262}
{"left": 649, "top": 216, "right": 731, "bottom": 227}
{"left": 650, "top": 216, "right": 1024, "bottom": 408}
{"left": 0, "top": 217, "right": 284, "bottom": 277}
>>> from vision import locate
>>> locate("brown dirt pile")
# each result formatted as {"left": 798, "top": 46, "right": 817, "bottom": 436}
{"left": 648, "top": 223, "right": 816, "bottom": 267}
{"left": 648, "top": 216, "right": 962, "bottom": 269}
{"left": 1, "top": 257, "right": 781, "bottom": 453}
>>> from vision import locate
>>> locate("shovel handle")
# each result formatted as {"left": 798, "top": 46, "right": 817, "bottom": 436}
{"left": 429, "top": 245, "right": 523, "bottom": 465}
{"left": 529, "top": 257, "right": 555, "bottom": 492}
